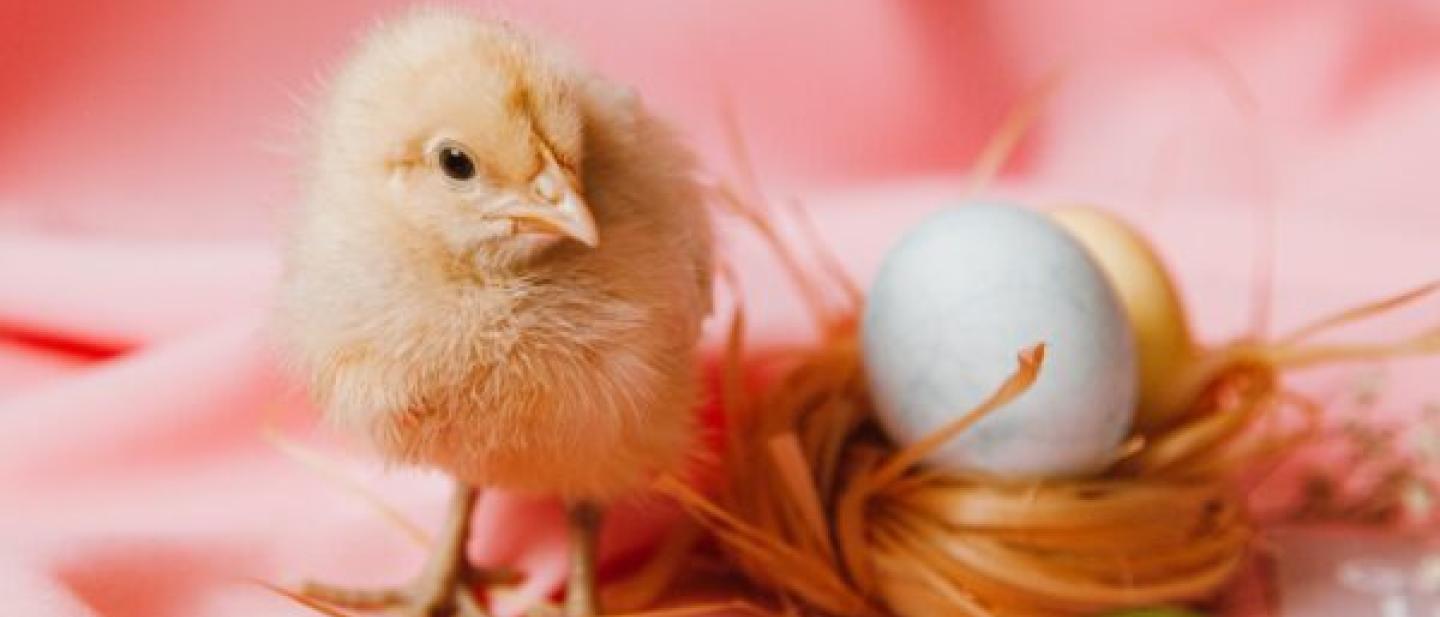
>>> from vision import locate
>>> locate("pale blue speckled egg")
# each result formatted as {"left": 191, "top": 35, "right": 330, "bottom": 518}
{"left": 861, "top": 203, "right": 1137, "bottom": 478}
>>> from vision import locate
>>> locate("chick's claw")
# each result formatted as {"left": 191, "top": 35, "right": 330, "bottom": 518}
{"left": 299, "top": 581, "right": 407, "bottom": 611}
{"left": 300, "top": 575, "right": 489, "bottom": 617}
{"left": 297, "top": 483, "right": 518, "bottom": 617}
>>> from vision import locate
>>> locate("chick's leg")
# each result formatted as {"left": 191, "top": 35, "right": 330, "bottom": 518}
{"left": 303, "top": 481, "right": 508, "bottom": 617}
{"left": 409, "top": 481, "right": 479, "bottom": 616}
{"left": 564, "top": 500, "right": 604, "bottom": 617}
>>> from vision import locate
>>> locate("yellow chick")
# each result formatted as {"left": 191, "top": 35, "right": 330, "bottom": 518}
{"left": 274, "top": 10, "right": 713, "bottom": 617}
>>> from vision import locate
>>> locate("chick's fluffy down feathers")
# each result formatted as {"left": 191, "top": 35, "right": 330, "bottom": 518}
{"left": 276, "top": 12, "right": 713, "bottom": 501}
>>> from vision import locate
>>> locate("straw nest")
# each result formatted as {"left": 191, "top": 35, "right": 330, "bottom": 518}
{"left": 654, "top": 274, "right": 1439, "bottom": 617}
{"left": 638, "top": 165, "right": 1440, "bottom": 617}
{"left": 661, "top": 326, "right": 1268, "bottom": 617}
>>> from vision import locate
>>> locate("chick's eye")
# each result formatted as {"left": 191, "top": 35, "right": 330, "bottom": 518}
{"left": 436, "top": 143, "right": 476, "bottom": 182}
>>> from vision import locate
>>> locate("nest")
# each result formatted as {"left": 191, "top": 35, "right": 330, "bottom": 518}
{"left": 622, "top": 105, "right": 1440, "bottom": 614}
{"left": 649, "top": 260, "right": 1440, "bottom": 617}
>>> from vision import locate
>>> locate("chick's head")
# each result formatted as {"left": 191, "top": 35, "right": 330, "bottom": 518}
{"left": 315, "top": 11, "right": 597, "bottom": 265}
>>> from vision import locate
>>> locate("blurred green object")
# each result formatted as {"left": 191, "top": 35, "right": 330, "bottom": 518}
{"left": 1099, "top": 609, "right": 1207, "bottom": 617}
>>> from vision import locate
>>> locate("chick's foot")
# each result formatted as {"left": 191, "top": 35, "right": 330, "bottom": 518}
{"left": 299, "top": 481, "right": 509, "bottom": 617}
{"left": 300, "top": 564, "right": 520, "bottom": 617}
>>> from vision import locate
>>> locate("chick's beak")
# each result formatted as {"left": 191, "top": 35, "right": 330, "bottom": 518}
{"left": 501, "top": 159, "right": 598, "bottom": 248}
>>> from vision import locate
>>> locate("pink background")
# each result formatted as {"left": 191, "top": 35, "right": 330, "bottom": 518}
{"left": 2, "top": 1, "right": 1439, "bottom": 616}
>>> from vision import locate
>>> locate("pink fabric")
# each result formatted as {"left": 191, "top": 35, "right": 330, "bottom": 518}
{"left": 3, "top": 1, "right": 1439, "bottom": 615}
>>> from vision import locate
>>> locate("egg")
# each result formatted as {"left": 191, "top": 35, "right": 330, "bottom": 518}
{"left": 1050, "top": 207, "right": 1196, "bottom": 431}
{"left": 862, "top": 203, "right": 1137, "bottom": 478}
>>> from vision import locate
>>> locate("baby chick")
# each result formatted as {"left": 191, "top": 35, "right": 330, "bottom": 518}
{"left": 275, "top": 10, "right": 713, "bottom": 617}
